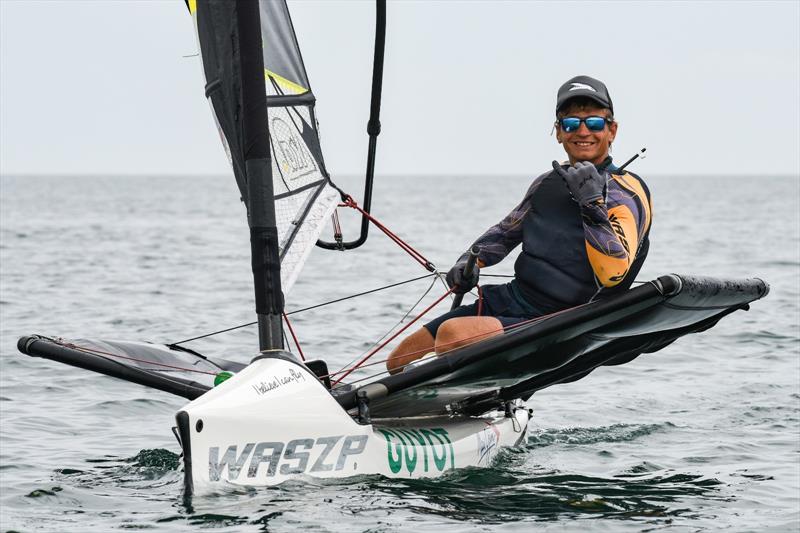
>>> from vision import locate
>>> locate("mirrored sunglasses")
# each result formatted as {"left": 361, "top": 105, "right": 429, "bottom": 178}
{"left": 558, "top": 116, "right": 611, "bottom": 133}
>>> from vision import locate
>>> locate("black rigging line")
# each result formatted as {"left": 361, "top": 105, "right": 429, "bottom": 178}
{"left": 286, "top": 273, "right": 436, "bottom": 315}
{"left": 168, "top": 273, "right": 437, "bottom": 346}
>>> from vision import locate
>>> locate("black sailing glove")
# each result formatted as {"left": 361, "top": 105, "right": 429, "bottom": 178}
{"left": 551, "top": 160, "right": 606, "bottom": 206}
{"left": 445, "top": 260, "right": 480, "bottom": 295}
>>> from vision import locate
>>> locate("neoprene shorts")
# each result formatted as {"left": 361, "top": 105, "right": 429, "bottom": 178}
{"left": 423, "top": 281, "right": 545, "bottom": 338}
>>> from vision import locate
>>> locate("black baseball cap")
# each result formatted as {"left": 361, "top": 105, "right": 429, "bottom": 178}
{"left": 556, "top": 75, "right": 614, "bottom": 115}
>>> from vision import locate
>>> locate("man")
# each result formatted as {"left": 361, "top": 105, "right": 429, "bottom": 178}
{"left": 387, "top": 75, "right": 652, "bottom": 374}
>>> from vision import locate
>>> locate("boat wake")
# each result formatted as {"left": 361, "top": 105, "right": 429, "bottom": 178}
{"left": 53, "top": 449, "right": 181, "bottom": 489}
{"left": 528, "top": 422, "right": 674, "bottom": 446}
{"left": 349, "top": 462, "right": 724, "bottom": 522}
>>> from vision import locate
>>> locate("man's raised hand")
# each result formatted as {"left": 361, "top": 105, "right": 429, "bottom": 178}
{"left": 552, "top": 160, "right": 606, "bottom": 206}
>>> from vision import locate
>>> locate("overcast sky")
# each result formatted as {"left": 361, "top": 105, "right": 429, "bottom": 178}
{"left": 1, "top": 0, "right": 798, "bottom": 177}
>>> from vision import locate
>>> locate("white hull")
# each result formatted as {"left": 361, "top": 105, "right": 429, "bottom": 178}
{"left": 176, "top": 354, "right": 530, "bottom": 492}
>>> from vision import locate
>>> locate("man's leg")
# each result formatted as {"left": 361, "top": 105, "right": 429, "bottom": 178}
{"left": 386, "top": 327, "right": 435, "bottom": 375}
{"left": 434, "top": 316, "right": 504, "bottom": 354}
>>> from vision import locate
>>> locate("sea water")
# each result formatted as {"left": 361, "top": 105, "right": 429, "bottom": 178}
{"left": 1, "top": 174, "right": 798, "bottom": 532}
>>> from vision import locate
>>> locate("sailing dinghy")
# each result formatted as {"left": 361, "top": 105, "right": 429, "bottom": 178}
{"left": 18, "top": 0, "right": 768, "bottom": 493}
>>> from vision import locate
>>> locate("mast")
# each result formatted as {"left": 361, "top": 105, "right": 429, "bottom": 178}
{"left": 236, "top": 0, "right": 284, "bottom": 351}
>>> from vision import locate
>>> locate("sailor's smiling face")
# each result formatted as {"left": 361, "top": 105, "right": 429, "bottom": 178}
{"left": 555, "top": 101, "right": 617, "bottom": 165}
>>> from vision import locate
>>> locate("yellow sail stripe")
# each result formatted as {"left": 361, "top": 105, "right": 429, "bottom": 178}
{"left": 188, "top": 0, "right": 196, "bottom": 14}
{"left": 265, "top": 68, "right": 308, "bottom": 95}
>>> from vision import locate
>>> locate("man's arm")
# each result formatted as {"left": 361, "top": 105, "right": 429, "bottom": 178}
{"left": 580, "top": 172, "right": 652, "bottom": 287}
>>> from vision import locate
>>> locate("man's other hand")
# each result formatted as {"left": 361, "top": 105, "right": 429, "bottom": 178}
{"left": 552, "top": 160, "right": 606, "bottom": 206}
{"left": 446, "top": 261, "right": 480, "bottom": 294}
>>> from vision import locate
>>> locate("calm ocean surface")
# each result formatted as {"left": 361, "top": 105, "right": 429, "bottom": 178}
{"left": 1, "top": 174, "right": 798, "bottom": 532}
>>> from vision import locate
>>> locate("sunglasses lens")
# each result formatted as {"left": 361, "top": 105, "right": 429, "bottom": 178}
{"left": 585, "top": 117, "right": 607, "bottom": 131}
{"left": 561, "top": 118, "right": 580, "bottom": 132}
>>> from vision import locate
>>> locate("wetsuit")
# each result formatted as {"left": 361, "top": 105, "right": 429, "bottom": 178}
{"left": 424, "top": 157, "right": 652, "bottom": 336}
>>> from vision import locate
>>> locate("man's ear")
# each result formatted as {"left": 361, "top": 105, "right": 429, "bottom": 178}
{"left": 608, "top": 121, "right": 618, "bottom": 143}
{"left": 555, "top": 123, "right": 563, "bottom": 144}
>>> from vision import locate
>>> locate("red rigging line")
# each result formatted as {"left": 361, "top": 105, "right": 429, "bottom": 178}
{"left": 339, "top": 196, "right": 435, "bottom": 272}
{"left": 282, "top": 312, "right": 305, "bottom": 361}
{"left": 331, "top": 286, "right": 456, "bottom": 386}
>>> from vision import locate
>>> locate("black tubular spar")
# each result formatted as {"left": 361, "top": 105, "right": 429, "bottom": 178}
{"left": 237, "top": 0, "right": 284, "bottom": 351}
{"left": 450, "top": 247, "right": 480, "bottom": 310}
{"left": 617, "top": 147, "right": 646, "bottom": 173}
{"left": 317, "top": 0, "right": 386, "bottom": 250}
{"left": 17, "top": 336, "right": 209, "bottom": 400}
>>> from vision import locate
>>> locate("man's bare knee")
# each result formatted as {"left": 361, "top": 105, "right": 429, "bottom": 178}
{"left": 386, "top": 327, "right": 434, "bottom": 374}
{"left": 434, "top": 320, "right": 464, "bottom": 352}
{"left": 435, "top": 317, "right": 503, "bottom": 354}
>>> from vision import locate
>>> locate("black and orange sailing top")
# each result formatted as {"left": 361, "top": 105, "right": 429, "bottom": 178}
{"left": 466, "top": 157, "right": 652, "bottom": 314}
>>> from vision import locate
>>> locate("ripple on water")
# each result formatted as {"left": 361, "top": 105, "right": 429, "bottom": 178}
{"left": 54, "top": 449, "right": 180, "bottom": 489}
{"left": 90, "top": 397, "right": 177, "bottom": 414}
{"left": 350, "top": 463, "right": 725, "bottom": 523}
{"left": 25, "top": 486, "right": 64, "bottom": 498}
{"left": 527, "top": 422, "right": 674, "bottom": 447}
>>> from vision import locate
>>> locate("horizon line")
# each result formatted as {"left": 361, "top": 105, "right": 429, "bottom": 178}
{"left": 2, "top": 172, "right": 799, "bottom": 179}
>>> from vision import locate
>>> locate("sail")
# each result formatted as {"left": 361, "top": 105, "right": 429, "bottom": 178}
{"left": 189, "top": 0, "right": 339, "bottom": 293}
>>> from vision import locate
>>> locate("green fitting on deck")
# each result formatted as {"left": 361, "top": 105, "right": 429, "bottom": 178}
{"left": 214, "top": 371, "right": 234, "bottom": 387}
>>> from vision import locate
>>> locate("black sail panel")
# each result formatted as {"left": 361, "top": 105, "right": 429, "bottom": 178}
{"left": 193, "top": 0, "right": 248, "bottom": 200}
